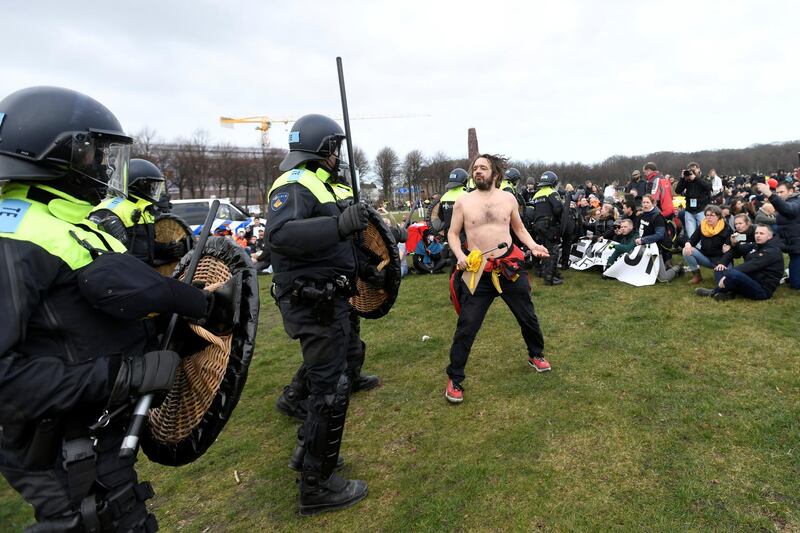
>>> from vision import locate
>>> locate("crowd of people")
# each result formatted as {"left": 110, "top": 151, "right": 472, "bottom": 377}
{"left": 413, "top": 159, "right": 800, "bottom": 302}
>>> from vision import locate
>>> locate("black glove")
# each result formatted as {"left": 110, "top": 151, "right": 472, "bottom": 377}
{"left": 337, "top": 203, "right": 369, "bottom": 239}
{"left": 360, "top": 263, "right": 386, "bottom": 289}
{"left": 198, "top": 273, "right": 242, "bottom": 335}
{"left": 162, "top": 240, "right": 187, "bottom": 260}
{"left": 109, "top": 350, "right": 180, "bottom": 406}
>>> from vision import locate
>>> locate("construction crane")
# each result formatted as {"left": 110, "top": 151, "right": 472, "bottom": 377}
{"left": 219, "top": 113, "right": 430, "bottom": 150}
{"left": 219, "top": 116, "right": 295, "bottom": 150}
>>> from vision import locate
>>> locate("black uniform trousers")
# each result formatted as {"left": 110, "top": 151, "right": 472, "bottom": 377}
{"left": 277, "top": 296, "right": 352, "bottom": 395}
{"left": 534, "top": 224, "right": 562, "bottom": 280}
{"left": 447, "top": 271, "right": 545, "bottom": 384}
{"left": 0, "top": 424, "right": 155, "bottom": 531}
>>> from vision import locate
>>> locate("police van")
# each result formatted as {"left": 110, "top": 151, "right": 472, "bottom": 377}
{"left": 170, "top": 198, "right": 253, "bottom": 235}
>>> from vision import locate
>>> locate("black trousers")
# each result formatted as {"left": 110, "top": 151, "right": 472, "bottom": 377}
{"left": 0, "top": 424, "right": 155, "bottom": 531}
{"left": 534, "top": 226, "right": 562, "bottom": 280}
{"left": 447, "top": 272, "right": 545, "bottom": 384}
{"left": 277, "top": 296, "right": 351, "bottom": 395}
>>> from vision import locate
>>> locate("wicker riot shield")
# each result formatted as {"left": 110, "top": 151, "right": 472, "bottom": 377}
{"left": 153, "top": 213, "right": 194, "bottom": 276}
{"left": 141, "top": 237, "right": 259, "bottom": 466}
{"left": 350, "top": 206, "right": 402, "bottom": 319}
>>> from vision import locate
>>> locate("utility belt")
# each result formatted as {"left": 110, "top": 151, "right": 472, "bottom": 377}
{"left": 275, "top": 275, "right": 354, "bottom": 326}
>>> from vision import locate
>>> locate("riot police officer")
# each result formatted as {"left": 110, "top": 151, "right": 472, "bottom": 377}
{"left": 266, "top": 114, "right": 368, "bottom": 515}
{"left": 0, "top": 87, "right": 236, "bottom": 531}
{"left": 275, "top": 162, "right": 380, "bottom": 423}
{"left": 438, "top": 168, "right": 469, "bottom": 239}
{"left": 90, "top": 158, "right": 185, "bottom": 265}
{"left": 500, "top": 167, "right": 525, "bottom": 208}
{"left": 531, "top": 171, "right": 564, "bottom": 285}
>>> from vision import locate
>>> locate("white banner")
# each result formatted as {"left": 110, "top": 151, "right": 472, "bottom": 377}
{"left": 603, "top": 244, "right": 662, "bottom": 286}
{"left": 569, "top": 238, "right": 615, "bottom": 270}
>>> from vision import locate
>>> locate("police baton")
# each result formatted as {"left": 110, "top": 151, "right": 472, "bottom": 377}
{"left": 120, "top": 200, "right": 221, "bottom": 459}
{"left": 336, "top": 57, "right": 360, "bottom": 203}
{"left": 482, "top": 242, "right": 508, "bottom": 256}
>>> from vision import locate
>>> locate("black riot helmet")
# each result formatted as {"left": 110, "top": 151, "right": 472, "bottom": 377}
{"left": 537, "top": 171, "right": 559, "bottom": 188}
{"left": 279, "top": 114, "right": 346, "bottom": 172}
{"left": 128, "top": 159, "right": 166, "bottom": 203}
{"left": 446, "top": 167, "right": 468, "bottom": 190}
{"left": 0, "top": 86, "right": 132, "bottom": 203}
{"left": 504, "top": 168, "right": 521, "bottom": 185}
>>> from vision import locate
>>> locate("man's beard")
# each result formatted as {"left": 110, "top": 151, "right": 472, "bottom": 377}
{"left": 474, "top": 177, "right": 494, "bottom": 191}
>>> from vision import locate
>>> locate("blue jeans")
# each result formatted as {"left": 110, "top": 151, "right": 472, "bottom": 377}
{"left": 713, "top": 268, "right": 770, "bottom": 300}
{"left": 683, "top": 248, "right": 715, "bottom": 271}
{"left": 684, "top": 210, "right": 705, "bottom": 240}
{"left": 789, "top": 253, "right": 800, "bottom": 290}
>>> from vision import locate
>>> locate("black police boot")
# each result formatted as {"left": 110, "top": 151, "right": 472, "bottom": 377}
{"left": 276, "top": 385, "right": 308, "bottom": 421}
{"left": 349, "top": 367, "right": 380, "bottom": 393}
{"left": 543, "top": 277, "right": 563, "bottom": 286}
{"left": 289, "top": 444, "right": 345, "bottom": 472}
{"left": 299, "top": 472, "right": 368, "bottom": 516}
{"left": 298, "top": 376, "right": 365, "bottom": 515}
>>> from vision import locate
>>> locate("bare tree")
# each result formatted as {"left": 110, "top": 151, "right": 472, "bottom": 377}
{"left": 403, "top": 149, "right": 427, "bottom": 201}
{"left": 351, "top": 146, "right": 371, "bottom": 183}
{"left": 132, "top": 127, "right": 159, "bottom": 160}
{"left": 374, "top": 146, "right": 399, "bottom": 204}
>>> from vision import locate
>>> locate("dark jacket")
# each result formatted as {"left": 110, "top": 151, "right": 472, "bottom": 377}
{"left": 675, "top": 176, "right": 712, "bottom": 213}
{"left": 768, "top": 193, "right": 800, "bottom": 254}
{"left": 625, "top": 179, "right": 648, "bottom": 197}
{"left": 266, "top": 164, "right": 357, "bottom": 290}
{"left": 638, "top": 207, "right": 666, "bottom": 245}
{"left": 688, "top": 223, "right": 733, "bottom": 262}
{"left": 719, "top": 237, "right": 785, "bottom": 295}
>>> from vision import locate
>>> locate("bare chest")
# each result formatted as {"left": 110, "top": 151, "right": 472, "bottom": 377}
{"left": 463, "top": 197, "right": 510, "bottom": 227}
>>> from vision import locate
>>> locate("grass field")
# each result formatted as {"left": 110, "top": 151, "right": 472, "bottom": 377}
{"left": 2, "top": 265, "right": 800, "bottom": 531}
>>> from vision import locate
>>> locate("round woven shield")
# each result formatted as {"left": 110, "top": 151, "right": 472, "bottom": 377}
{"left": 153, "top": 213, "right": 194, "bottom": 276}
{"left": 425, "top": 198, "right": 445, "bottom": 234}
{"left": 141, "top": 236, "right": 259, "bottom": 466}
{"left": 350, "top": 206, "right": 402, "bottom": 319}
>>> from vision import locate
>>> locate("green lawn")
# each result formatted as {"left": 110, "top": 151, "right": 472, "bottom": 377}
{"left": 3, "top": 267, "right": 800, "bottom": 531}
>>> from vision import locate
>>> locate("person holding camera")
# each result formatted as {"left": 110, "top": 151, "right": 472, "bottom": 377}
{"left": 675, "top": 165, "right": 712, "bottom": 241}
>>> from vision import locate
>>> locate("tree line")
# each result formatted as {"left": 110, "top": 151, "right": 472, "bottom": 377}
{"left": 132, "top": 128, "right": 800, "bottom": 211}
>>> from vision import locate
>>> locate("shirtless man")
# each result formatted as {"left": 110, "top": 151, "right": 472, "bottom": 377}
{"left": 445, "top": 153, "right": 552, "bottom": 404}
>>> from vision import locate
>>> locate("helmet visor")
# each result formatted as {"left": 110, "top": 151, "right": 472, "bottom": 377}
{"left": 70, "top": 131, "right": 130, "bottom": 197}
{"left": 132, "top": 177, "right": 165, "bottom": 202}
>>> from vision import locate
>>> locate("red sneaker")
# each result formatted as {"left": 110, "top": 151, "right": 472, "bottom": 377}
{"left": 528, "top": 356, "right": 551, "bottom": 372}
{"left": 445, "top": 378, "right": 463, "bottom": 403}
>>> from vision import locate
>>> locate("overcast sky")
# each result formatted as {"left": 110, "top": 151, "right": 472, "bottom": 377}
{"left": 4, "top": 0, "right": 798, "bottom": 166}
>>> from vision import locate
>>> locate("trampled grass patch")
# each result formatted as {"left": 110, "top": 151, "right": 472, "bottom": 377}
{"left": 2, "top": 267, "right": 799, "bottom": 531}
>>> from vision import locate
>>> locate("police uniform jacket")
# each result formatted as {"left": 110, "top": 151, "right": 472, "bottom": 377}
{"left": 91, "top": 194, "right": 159, "bottom": 264}
{"left": 0, "top": 183, "right": 152, "bottom": 465}
{"left": 531, "top": 186, "right": 563, "bottom": 224}
{"left": 266, "top": 165, "right": 356, "bottom": 290}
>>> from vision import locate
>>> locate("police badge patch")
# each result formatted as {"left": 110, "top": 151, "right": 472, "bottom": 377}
{"left": 271, "top": 192, "right": 289, "bottom": 212}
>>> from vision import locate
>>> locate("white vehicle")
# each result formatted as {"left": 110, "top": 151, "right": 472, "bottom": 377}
{"left": 170, "top": 198, "right": 253, "bottom": 235}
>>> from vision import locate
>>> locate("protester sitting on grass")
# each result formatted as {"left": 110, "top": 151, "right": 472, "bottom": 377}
{"left": 695, "top": 224, "right": 784, "bottom": 301}
{"left": 635, "top": 194, "right": 684, "bottom": 282}
{"left": 728, "top": 214, "right": 755, "bottom": 260}
{"left": 682, "top": 205, "right": 732, "bottom": 285}
{"left": 413, "top": 229, "right": 447, "bottom": 274}
{"left": 604, "top": 219, "right": 636, "bottom": 270}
